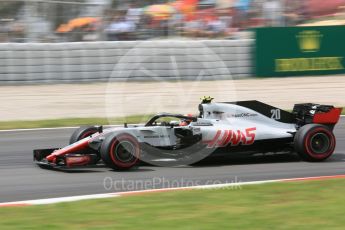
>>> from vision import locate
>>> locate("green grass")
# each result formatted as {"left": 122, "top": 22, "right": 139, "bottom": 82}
{"left": 0, "top": 108, "right": 344, "bottom": 130}
{"left": 1, "top": 179, "right": 345, "bottom": 229}
{"left": 0, "top": 115, "right": 154, "bottom": 130}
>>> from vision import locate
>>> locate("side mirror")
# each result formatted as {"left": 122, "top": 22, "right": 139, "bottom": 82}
{"left": 98, "top": 125, "right": 103, "bottom": 133}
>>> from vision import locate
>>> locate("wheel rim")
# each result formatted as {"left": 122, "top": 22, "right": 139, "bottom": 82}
{"left": 310, "top": 133, "right": 330, "bottom": 154}
{"left": 114, "top": 141, "right": 135, "bottom": 163}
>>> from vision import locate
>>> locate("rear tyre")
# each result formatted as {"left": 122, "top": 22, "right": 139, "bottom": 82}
{"left": 69, "top": 126, "right": 100, "bottom": 163}
{"left": 100, "top": 133, "right": 140, "bottom": 171}
{"left": 294, "top": 124, "right": 336, "bottom": 162}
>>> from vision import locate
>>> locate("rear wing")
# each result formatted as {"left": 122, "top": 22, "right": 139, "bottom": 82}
{"left": 293, "top": 103, "right": 342, "bottom": 126}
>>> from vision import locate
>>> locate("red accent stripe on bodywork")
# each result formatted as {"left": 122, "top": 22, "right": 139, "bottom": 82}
{"left": 217, "top": 130, "right": 229, "bottom": 147}
{"left": 206, "top": 130, "right": 222, "bottom": 148}
{"left": 46, "top": 133, "right": 101, "bottom": 162}
{"left": 313, "top": 107, "right": 342, "bottom": 124}
{"left": 65, "top": 155, "right": 92, "bottom": 167}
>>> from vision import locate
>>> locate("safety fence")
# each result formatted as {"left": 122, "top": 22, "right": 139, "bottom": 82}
{"left": 0, "top": 39, "right": 253, "bottom": 84}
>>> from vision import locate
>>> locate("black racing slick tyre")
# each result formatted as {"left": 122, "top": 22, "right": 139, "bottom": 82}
{"left": 69, "top": 126, "right": 100, "bottom": 162}
{"left": 100, "top": 133, "right": 140, "bottom": 171}
{"left": 69, "top": 126, "right": 99, "bottom": 144}
{"left": 294, "top": 124, "right": 336, "bottom": 162}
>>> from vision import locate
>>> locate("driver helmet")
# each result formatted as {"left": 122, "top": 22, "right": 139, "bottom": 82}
{"left": 179, "top": 114, "right": 194, "bottom": 126}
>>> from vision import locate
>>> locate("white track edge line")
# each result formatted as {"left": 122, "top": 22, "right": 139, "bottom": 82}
{"left": 1, "top": 174, "right": 345, "bottom": 207}
{"left": 0, "top": 179, "right": 280, "bottom": 206}
{"left": 0, "top": 125, "right": 132, "bottom": 132}
{"left": 0, "top": 127, "right": 78, "bottom": 132}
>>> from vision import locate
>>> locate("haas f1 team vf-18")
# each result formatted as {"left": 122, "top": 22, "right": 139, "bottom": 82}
{"left": 34, "top": 98, "right": 342, "bottom": 171}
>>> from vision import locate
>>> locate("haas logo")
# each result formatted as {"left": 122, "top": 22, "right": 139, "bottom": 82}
{"left": 205, "top": 127, "right": 256, "bottom": 148}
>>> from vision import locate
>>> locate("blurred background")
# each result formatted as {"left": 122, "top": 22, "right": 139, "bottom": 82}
{"left": 1, "top": 0, "right": 345, "bottom": 43}
{"left": 1, "top": 0, "right": 345, "bottom": 122}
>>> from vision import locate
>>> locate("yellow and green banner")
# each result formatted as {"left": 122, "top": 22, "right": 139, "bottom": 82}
{"left": 255, "top": 26, "right": 345, "bottom": 77}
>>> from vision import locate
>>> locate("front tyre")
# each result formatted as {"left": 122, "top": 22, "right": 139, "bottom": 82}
{"left": 100, "top": 133, "right": 140, "bottom": 171}
{"left": 69, "top": 126, "right": 99, "bottom": 144}
{"left": 69, "top": 126, "right": 100, "bottom": 163}
{"left": 294, "top": 124, "right": 336, "bottom": 162}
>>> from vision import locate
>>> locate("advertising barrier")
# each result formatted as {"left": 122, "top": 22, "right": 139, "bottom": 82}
{"left": 255, "top": 26, "right": 345, "bottom": 77}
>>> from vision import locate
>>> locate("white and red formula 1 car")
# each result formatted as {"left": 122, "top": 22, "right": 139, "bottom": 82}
{"left": 34, "top": 97, "right": 342, "bottom": 171}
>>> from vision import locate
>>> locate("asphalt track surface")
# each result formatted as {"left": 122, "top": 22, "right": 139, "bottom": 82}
{"left": 1, "top": 119, "right": 345, "bottom": 203}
